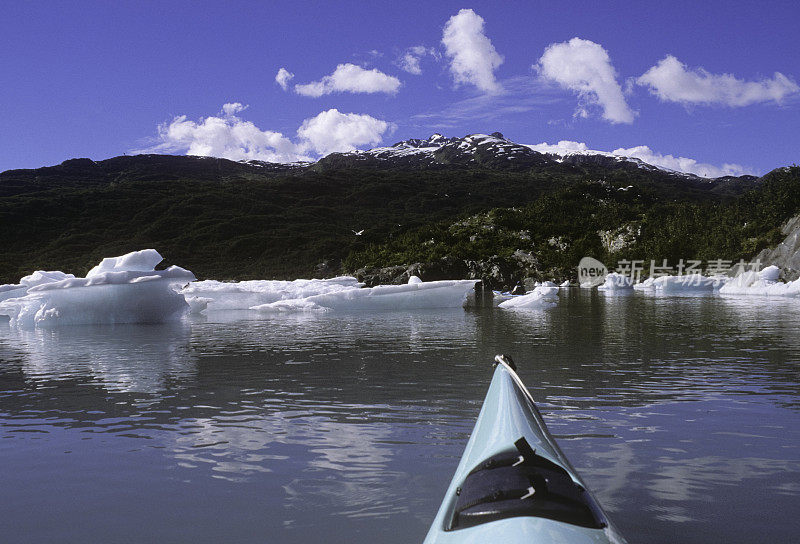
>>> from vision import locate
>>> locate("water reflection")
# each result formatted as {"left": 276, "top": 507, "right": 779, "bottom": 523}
{"left": 0, "top": 322, "right": 195, "bottom": 393}
{"left": 1, "top": 296, "right": 799, "bottom": 543}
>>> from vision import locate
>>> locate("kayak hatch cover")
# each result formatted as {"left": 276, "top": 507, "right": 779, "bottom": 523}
{"left": 423, "top": 355, "right": 627, "bottom": 544}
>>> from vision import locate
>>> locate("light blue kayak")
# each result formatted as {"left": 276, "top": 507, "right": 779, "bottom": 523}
{"left": 423, "top": 356, "right": 627, "bottom": 544}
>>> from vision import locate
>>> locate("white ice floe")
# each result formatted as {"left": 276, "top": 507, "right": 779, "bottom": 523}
{"left": 0, "top": 284, "right": 29, "bottom": 303}
{"left": 498, "top": 285, "right": 560, "bottom": 309}
{"left": 251, "top": 277, "right": 477, "bottom": 312}
{"left": 181, "top": 276, "right": 363, "bottom": 312}
{"left": 632, "top": 276, "right": 656, "bottom": 291}
{"left": 0, "top": 271, "right": 76, "bottom": 303}
{"left": 759, "top": 265, "right": 781, "bottom": 282}
{"left": 491, "top": 290, "right": 513, "bottom": 306}
{"left": 719, "top": 266, "right": 800, "bottom": 297}
{"left": 633, "top": 274, "right": 727, "bottom": 294}
{"left": 559, "top": 280, "right": 570, "bottom": 288}
{"left": 0, "top": 249, "right": 195, "bottom": 328}
{"left": 597, "top": 273, "right": 634, "bottom": 291}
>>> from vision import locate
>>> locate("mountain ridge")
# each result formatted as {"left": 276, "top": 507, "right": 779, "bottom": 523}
{"left": 0, "top": 138, "right": 792, "bottom": 286}
{"left": 2, "top": 131, "right": 760, "bottom": 192}
{"left": 314, "top": 132, "right": 752, "bottom": 180}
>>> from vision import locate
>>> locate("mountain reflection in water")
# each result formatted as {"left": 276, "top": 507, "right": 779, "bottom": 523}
{"left": 1, "top": 292, "right": 798, "bottom": 543}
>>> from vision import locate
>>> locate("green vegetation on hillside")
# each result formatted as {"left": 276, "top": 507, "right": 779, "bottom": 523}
{"left": 0, "top": 154, "right": 794, "bottom": 286}
{"left": 345, "top": 166, "right": 800, "bottom": 284}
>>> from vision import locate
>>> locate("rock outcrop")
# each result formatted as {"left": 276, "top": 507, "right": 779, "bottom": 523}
{"left": 755, "top": 214, "right": 800, "bottom": 281}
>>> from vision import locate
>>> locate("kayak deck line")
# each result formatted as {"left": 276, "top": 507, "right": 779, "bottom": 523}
{"left": 423, "top": 355, "right": 627, "bottom": 544}
{"left": 449, "top": 435, "right": 608, "bottom": 531}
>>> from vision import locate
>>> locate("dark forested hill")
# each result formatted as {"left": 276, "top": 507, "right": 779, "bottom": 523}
{"left": 0, "top": 145, "right": 793, "bottom": 286}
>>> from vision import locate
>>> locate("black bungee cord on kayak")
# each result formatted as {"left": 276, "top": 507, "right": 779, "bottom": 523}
{"left": 447, "top": 355, "right": 608, "bottom": 531}
{"left": 449, "top": 435, "right": 606, "bottom": 530}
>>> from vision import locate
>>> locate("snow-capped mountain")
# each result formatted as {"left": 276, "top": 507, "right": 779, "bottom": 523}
{"left": 315, "top": 132, "right": 697, "bottom": 177}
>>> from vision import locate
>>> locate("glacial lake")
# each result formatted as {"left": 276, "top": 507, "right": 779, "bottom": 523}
{"left": 1, "top": 289, "right": 799, "bottom": 543}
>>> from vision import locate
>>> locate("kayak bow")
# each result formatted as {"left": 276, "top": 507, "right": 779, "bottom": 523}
{"left": 423, "top": 355, "right": 627, "bottom": 544}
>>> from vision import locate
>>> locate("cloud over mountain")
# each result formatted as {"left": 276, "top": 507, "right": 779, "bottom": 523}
{"left": 294, "top": 63, "right": 401, "bottom": 97}
{"left": 296, "top": 109, "right": 394, "bottom": 156}
{"left": 528, "top": 139, "right": 751, "bottom": 177}
{"left": 536, "top": 38, "right": 635, "bottom": 124}
{"left": 611, "top": 144, "right": 752, "bottom": 177}
{"left": 136, "top": 103, "right": 393, "bottom": 162}
{"left": 442, "top": 9, "right": 503, "bottom": 93}
{"left": 636, "top": 55, "right": 799, "bottom": 107}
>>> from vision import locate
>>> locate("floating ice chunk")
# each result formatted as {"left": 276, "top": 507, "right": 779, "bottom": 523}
{"left": 636, "top": 274, "right": 726, "bottom": 294}
{"left": 759, "top": 265, "right": 781, "bottom": 282}
{"left": 20, "top": 270, "right": 76, "bottom": 287}
{"left": 86, "top": 249, "right": 164, "bottom": 277}
{"left": 0, "top": 284, "right": 29, "bottom": 303}
{"left": 634, "top": 274, "right": 731, "bottom": 295}
{"left": 498, "top": 285, "right": 559, "bottom": 309}
{"left": 251, "top": 279, "right": 477, "bottom": 313}
{"left": 659, "top": 274, "right": 726, "bottom": 293}
{"left": 0, "top": 271, "right": 77, "bottom": 303}
{"left": 559, "top": 280, "right": 570, "bottom": 288}
{"left": 491, "top": 290, "right": 514, "bottom": 306}
{"left": 597, "top": 273, "right": 634, "bottom": 291}
{"left": 181, "top": 276, "right": 363, "bottom": 312}
{"left": 0, "top": 250, "right": 195, "bottom": 328}
{"left": 253, "top": 299, "right": 328, "bottom": 312}
{"left": 186, "top": 296, "right": 212, "bottom": 315}
{"left": 719, "top": 270, "right": 800, "bottom": 297}
{"left": 633, "top": 277, "right": 656, "bottom": 291}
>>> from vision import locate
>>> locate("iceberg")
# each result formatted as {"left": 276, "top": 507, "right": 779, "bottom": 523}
{"left": 0, "top": 249, "right": 195, "bottom": 328}
{"left": 632, "top": 277, "right": 656, "bottom": 291}
{"left": 0, "top": 271, "right": 76, "bottom": 303}
{"left": 181, "top": 276, "right": 363, "bottom": 312}
{"left": 719, "top": 266, "right": 800, "bottom": 297}
{"left": 0, "top": 284, "right": 29, "bottom": 303}
{"left": 759, "top": 265, "right": 781, "bottom": 282}
{"left": 597, "top": 273, "right": 634, "bottom": 291}
{"left": 491, "top": 290, "right": 514, "bottom": 306}
{"left": 633, "top": 274, "right": 726, "bottom": 294}
{"left": 251, "top": 277, "right": 477, "bottom": 312}
{"left": 497, "top": 284, "right": 560, "bottom": 309}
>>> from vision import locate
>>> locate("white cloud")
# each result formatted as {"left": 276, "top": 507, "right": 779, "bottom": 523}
{"left": 636, "top": 55, "right": 799, "bottom": 107}
{"left": 528, "top": 140, "right": 592, "bottom": 155}
{"left": 137, "top": 104, "right": 305, "bottom": 163}
{"left": 275, "top": 68, "right": 294, "bottom": 91}
{"left": 296, "top": 109, "right": 394, "bottom": 156}
{"left": 135, "top": 105, "right": 393, "bottom": 162}
{"left": 397, "top": 46, "right": 438, "bottom": 75}
{"left": 611, "top": 145, "right": 753, "bottom": 177}
{"left": 536, "top": 37, "right": 635, "bottom": 124}
{"left": 528, "top": 139, "right": 753, "bottom": 177}
{"left": 221, "top": 102, "right": 246, "bottom": 116}
{"left": 294, "top": 63, "right": 401, "bottom": 97}
{"left": 441, "top": 9, "right": 503, "bottom": 93}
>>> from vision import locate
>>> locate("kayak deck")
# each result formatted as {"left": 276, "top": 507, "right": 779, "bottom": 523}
{"left": 450, "top": 436, "right": 606, "bottom": 530}
{"left": 423, "top": 356, "right": 627, "bottom": 544}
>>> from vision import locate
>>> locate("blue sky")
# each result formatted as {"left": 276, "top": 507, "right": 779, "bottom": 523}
{"left": 1, "top": 0, "right": 798, "bottom": 176}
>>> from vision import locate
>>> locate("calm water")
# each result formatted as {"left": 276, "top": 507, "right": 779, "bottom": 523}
{"left": 1, "top": 290, "right": 799, "bottom": 543}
